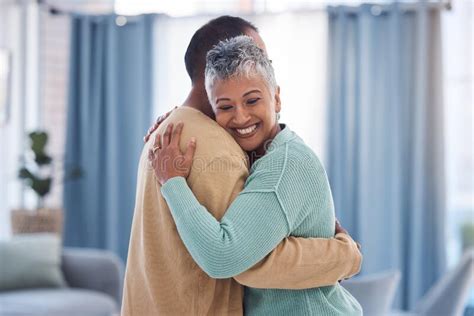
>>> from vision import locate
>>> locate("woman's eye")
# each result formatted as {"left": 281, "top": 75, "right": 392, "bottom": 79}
{"left": 247, "top": 98, "right": 260, "bottom": 105}
{"left": 219, "top": 105, "right": 233, "bottom": 111}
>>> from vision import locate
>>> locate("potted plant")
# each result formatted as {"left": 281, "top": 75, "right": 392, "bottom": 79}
{"left": 11, "top": 131, "right": 80, "bottom": 235}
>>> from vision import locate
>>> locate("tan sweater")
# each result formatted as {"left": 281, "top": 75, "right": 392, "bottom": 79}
{"left": 121, "top": 107, "right": 361, "bottom": 316}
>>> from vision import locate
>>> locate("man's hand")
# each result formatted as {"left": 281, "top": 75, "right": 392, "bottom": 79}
{"left": 335, "top": 219, "right": 348, "bottom": 235}
{"left": 143, "top": 107, "right": 177, "bottom": 143}
{"left": 335, "top": 219, "right": 361, "bottom": 283}
{"left": 335, "top": 219, "right": 360, "bottom": 251}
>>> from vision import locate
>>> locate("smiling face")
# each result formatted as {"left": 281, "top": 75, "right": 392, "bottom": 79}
{"left": 210, "top": 74, "right": 281, "bottom": 153}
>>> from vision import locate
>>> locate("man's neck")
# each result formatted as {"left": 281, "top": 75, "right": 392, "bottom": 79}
{"left": 181, "top": 84, "right": 215, "bottom": 120}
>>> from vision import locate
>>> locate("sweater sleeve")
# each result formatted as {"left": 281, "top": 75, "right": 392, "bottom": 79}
{"left": 233, "top": 233, "right": 363, "bottom": 289}
{"left": 161, "top": 176, "right": 291, "bottom": 278}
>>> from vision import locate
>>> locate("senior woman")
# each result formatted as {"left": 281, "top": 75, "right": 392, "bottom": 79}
{"left": 149, "top": 36, "right": 362, "bottom": 316}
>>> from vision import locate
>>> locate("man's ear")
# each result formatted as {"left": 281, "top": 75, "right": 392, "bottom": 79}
{"left": 275, "top": 86, "right": 281, "bottom": 113}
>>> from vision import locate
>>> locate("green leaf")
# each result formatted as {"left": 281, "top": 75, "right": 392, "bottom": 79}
{"left": 31, "top": 178, "right": 52, "bottom": 197}
{"left": 18, "top": 167, "right": 34, "bottom": 180}
{"left": 19, "top": 131, "right": 54, "bottom": 200}
{"left": 29, "top": 131, "right": 49, "bottom": 160}
{"left": 34, "top": 153, "right": 52, "bottom": 166}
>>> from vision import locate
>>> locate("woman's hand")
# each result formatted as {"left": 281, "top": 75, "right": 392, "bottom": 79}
{"left": 148, "top": 122, "right": 196, "bottom": 185}
{"left": 143, "top": 106, "right": 177, "bottom": 143}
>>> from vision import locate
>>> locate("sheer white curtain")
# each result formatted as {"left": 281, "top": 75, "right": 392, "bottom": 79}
{"left": 0, "top": 2, "right": 40, "bottom": 240}
{"left": 252, "top": 12, "right": 328, "bottom": 160}
{"left": 153, "top": 11, "right": 328, "bottom": 160}
{"left": 0, "top": 3, "right": 20, "bottom": 240}
{"left": 153, "top": 14, "right": 212, "bottom": 117}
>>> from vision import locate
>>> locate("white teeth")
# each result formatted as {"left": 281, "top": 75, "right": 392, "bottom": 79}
{"left": 236, "top": 124, "right": 257, "bottom": 135}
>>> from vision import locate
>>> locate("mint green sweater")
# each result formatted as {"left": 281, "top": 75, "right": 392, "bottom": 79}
{"left": 161, "top": 126, "right": 362, "bottom": 315}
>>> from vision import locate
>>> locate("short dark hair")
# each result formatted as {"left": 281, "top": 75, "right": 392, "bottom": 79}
{"left": 184, "top": 15, "right": 258, "bottom": 84}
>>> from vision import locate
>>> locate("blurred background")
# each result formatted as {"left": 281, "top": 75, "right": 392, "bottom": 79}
{"left": 0, "top": 0, "right": 472, "bottom": 315}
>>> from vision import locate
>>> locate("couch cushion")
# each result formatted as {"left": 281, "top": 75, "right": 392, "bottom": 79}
{"left": 0, "top": 234, "right": 66, "bottom": 291}
{"left": 0, "top": 289, "right": 118, "bottom": 316}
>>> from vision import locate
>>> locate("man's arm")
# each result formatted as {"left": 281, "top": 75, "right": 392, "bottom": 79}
{"left": 234, "top": 233, "right": 362, "bottom": 289}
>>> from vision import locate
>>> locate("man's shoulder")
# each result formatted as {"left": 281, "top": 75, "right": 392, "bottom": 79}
{"left": 167, "top": 106, "right": 211, "bottom": 124}
{"left": 167, "top": 107, "right": 249, "bottom": 190}
{"left": 156, "top": 106, "right": 246, "bottom": 164}
{"left": 164, "top": 107, "right": 227, "bottom": 139}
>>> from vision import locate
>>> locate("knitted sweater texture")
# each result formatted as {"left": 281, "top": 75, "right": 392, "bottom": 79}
{"left": 162, "top": 126, "right": 362, "bottom": 316}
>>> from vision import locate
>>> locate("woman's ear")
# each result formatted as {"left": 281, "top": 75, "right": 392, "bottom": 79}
{"left": 275, "top": 86, "right": 281, "bottom": 113}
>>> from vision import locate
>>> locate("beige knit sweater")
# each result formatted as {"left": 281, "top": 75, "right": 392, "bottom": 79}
{"left": 121, "top": 106, "right": 361, "bottom": 316}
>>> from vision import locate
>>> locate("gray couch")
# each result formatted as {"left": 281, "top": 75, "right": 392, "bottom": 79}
{"left": 0, "top": 248, "right": 124, "bottom": 316}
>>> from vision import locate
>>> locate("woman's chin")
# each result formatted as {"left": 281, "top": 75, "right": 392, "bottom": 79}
{"left": 230, "top": 131, "right": 266, "bottom": 153}
{"left": 236, "top": 139, "right": 262, "bottom": 153}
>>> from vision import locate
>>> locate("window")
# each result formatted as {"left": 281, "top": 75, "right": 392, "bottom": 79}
{"left": 442, "top": 0, "right": 474, "bottom": 309}
{"left": 442, "top": 0, "right": 473, "bottom": 267}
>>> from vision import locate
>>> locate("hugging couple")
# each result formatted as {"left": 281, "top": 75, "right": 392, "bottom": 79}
{"left": 122, "top": 15, "right": 363, "bottom": 316}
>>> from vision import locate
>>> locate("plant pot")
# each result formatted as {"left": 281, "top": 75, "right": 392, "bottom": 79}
{"left": 11, "top": 208, "right": 63, "bottom": 236}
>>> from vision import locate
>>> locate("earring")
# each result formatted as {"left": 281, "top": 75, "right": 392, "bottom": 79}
{"left": 276, "top": 112, "right": 281, "bottom": 121}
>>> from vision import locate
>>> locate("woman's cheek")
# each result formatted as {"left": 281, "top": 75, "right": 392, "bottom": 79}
{"left": 215, "top": 113, "right": 228, "bottom": 129}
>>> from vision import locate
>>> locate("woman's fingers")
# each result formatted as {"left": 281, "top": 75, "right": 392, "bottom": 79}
{"left": 144, "top": 122, "right": 158, "bottom": 143}
{"left": 148, "top": 133, "right": 160, "bottom": 164}
{"left": 156, "top": 115, "right": 164, "bottom": 125}
{"left": 148, "top": 123, "right": 195, "bottom": 185}
{"left": 170, "top": 122, "right": 184, "bottom": 148}
{"left": 185, "top": 137, "right": 197, "bottom": 162}
{"left": 156, "top": 106, "right": 175, "bottom": 124}
{"left": 144, "top": 131, "right": 151, "bottom": 143}
{"left": 160, "top": 109, "right": 173, "bottom": 122}
{"left": 148, "top": 134, "right": 160, "bottom": 158}
{"left": 152, "top": 132, "right": 159, "bottom": 147}
{"left": 154, "top": 133, "right": 162, "bottom": 151}
{"left": 144, "top": 107, "right": 179, "bottom": 143}
{"left": 163, "top": 123, "right": 173, "bottom": 146}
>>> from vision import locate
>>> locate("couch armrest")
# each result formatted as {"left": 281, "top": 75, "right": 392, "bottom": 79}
{"left": 61, "top": 247, "right": 124, "bottom": 305}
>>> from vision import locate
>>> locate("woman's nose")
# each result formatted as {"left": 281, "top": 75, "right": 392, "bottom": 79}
{"left": 232, "top": 106, "right": 251, "bottom": 125}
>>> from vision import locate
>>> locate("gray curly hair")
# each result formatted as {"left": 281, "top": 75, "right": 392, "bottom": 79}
{"left": 204, "top": 35, "right": 277, "bottom": 103}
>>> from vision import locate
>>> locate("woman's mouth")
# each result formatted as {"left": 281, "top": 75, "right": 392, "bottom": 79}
{"left": 233, "top": 123, "right": 259, "bottom": 138}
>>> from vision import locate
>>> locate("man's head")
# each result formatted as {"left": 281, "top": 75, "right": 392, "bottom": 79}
{"left": 184, "top": 16, "right": 266, "bottom": 86}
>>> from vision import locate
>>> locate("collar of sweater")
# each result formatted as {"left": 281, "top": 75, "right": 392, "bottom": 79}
{"left": 266, "top": 124, "right": 296, "bottom": 153}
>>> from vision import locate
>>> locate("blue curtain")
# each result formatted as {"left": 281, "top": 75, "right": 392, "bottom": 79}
{"left": 326, "top": 3, "right": 446, "bottom": 310}
{"left": 64, "top": 14, "right": 155, "bottom": 261}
